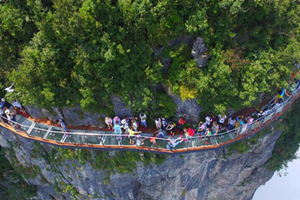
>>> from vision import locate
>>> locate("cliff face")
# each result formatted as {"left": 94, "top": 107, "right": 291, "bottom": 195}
{"left": 26, "top": 94, "right": 202, "bottom": 127}
{"left": 0, "top": 123, "right": 280, "bottom": 200}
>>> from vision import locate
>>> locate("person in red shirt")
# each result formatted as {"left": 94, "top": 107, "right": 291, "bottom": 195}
{"left": 184, "top": 127, "right": 195, "bottom": 139}
{"left": 150, "top": 133, "right": 157, "bottom": 148}
{"left": 177, "top": 115, "right": 187, "bottom": 133}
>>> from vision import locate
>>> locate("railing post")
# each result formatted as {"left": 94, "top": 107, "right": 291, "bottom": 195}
{"left": 43, "top": 126, "right": 53, "bottom": 139}
{"left": 27, "top": 122, "right": 36, "bottom": 135}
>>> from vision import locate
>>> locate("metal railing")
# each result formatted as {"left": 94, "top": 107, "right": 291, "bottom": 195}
{"left": 0, "top": 85, "right": 299, "bottom": 153}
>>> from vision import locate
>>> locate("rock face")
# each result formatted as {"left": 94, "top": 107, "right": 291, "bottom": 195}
{"left": 191, "top": 37, "right": 210, "bottom": 68}
{"left": 168, "top": 94, "right": 201, "bottom": 125}
{"left": 26, "top": 105, "right": 105, "bottom": 127}
{"left": 0, "top": 122, "right": 281, "bottom": 200}
{"left": 110, "top": 96, "right": 132, "bottom": 117}
{"left": 27, "top": 93, "right": 202, "bottom": 127}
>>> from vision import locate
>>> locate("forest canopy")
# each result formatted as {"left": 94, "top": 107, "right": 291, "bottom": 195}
{"left": 0, "top": 0, "right": 299, "bottom": 116}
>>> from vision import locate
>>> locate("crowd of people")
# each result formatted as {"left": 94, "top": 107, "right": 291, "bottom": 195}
{"left": 0, "top": 98, "right": 28, "bottom": 127}
{"left": 103, "top": 77, "right": 300, "bottom": 150}
{"left": 1, "top": 74, "right": 299, "bottom": 151}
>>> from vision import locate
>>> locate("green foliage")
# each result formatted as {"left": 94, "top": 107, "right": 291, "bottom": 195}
{"left": 50, "top": 148, "right": 92, "bottom": 165}
{"left": 227, "top": 140, "right": 251, "bottom": 154}
{"left": 48, "top": 147, "right": 168, "bottom": 174}
{"left": 0, "top": 148, "right": 37, "bottom": 200}
{"left": 0, "top": 0, "right": 299, "bottom": 116}
{"left": 60, "top": 181, "right": 81, "bottom": 200}
{"left": 91, "top": 151, "right": 168, "bottom": 173}
{"left": 0, "top": 148, "right": 11, "bottom": 174}
{"left": 267, "top": 99, "right": 300, "bottom": 171}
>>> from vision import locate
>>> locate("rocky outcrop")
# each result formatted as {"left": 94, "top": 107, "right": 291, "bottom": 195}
{"left": 26, "top": 105, "right": 105, "bottom": 127}
{"left": 168, "top": 94, "right": 201, "bottom": 125}
{"left": 27, "top": 92, "right": 202, "bottom": 127}
{"left": 110, "top": 96, "right": 132, "bottom": 117}
{"left": 0, "top": 121, "right": 280, "bottom": 200}
{"left": 191, "top": 37, "right": 210, "bottom": 68}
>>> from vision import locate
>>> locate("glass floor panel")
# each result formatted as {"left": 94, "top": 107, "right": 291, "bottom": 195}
{"left": 64, "top": 129, "right": 86, "bottom": 144}
{"left": 45, "top": 127, "right": 64, "bottom": 142}
{"left": 79, "top": 135, "right": 102, "bottom": 145}
{"left": 194, "top": 137, "right": 208, "bottom": 147}
{"left": 216, "top": 134, "right": 232, "bottom": 144}
{"left": 102, "top": 133, "right": 113, "bottom": 145}
{"left": 30, "top": 123, "right": 49, "bottom": 138}
{"left": 16, "top": 117, "right": 33, "bottom": 132}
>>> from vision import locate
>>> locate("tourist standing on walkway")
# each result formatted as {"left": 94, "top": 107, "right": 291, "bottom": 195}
{"left": 121, "top": 118, "right": 129, "bottom": 134}
{"left": 227, "top": 116, "right": 236, "bottom": 130}
{"left": 205, "top": 115, "right": 212, "bottom": 128}
{"left": 139, "top": 113, "right": 147, "bottom": 128}
{"left": 113, "top": 116, "right": 121, "bottom": 125}
{"left": 177, "top": 115, "right": 186, "bottom": 132}
{"left": 184, "top": 127, "right": 195, "bottom": 139}
{"left": 211, "top": 121, "right": 219, "bottom": 136}
{"left": 197, "top": 121, "right": 206, "bottom": 136}
{"left": 162, "top": 117, "right": 168, "bottom": 130}
{"left": 218, "top": 114, "right": 227, "bottom": 127}
{"left": 131, "top": 119, "right": 138, "bottom": 131}
{"left": 105, "top": 117, "right": 113, "bottom": 130}
{"left": 128, "top": 127, "right": 141, "bottom": 145}
{"left": 114, "top": 120, "right": 123, "bottom": 143}
{"left": 56, "top": 118, "right": 68, "bottom": 132}
{"left": 166, "top": 121, "right": 176, "bottom": 135}
{"left": 155, "top": 118, "right": 162, "bottom": 129}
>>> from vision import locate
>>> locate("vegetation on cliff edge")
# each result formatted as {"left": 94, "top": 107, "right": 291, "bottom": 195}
{"left": 0, "top": 0, "right": 299, "bottom": 116}
{"left": 0, "top": 147, "right": 37, "bottom": 200}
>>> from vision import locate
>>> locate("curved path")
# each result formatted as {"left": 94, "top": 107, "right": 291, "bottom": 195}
{"left": 0, "top": 88, "right": 300, "bottom": 154}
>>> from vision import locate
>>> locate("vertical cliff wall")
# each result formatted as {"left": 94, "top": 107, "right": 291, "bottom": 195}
{"left": 0, "top": 121, "right": 281, "bottom": 200}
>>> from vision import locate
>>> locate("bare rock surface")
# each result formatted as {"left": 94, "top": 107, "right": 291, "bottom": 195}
{"left": 26, "top": 92, "right": 202, "bottom": 127}
{"left": 0, "top": 122, "right": 281, "bottom": 200}
{"left": 191, "top": 37, "right": 210, "bottom": 68}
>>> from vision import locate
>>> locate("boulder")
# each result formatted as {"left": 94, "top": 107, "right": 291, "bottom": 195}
{"left": 191, "top": 37, "right": 210, "bottom": 68}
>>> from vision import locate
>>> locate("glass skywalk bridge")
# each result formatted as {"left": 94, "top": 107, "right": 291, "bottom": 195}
{"left": 0, "top": 86, "right": 300, "bottom": 154}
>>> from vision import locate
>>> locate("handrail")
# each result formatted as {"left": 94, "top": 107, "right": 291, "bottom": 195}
{"left": 0, "top": 85, "right": 299, "bottom": 154}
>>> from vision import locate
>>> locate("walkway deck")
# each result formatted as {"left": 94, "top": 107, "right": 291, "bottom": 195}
{"left": 0, "top": 87, "right": 299, "bottom": 154}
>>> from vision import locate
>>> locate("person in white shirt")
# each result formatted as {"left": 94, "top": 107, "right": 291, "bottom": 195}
{"left": 218, "top": 114, "right": 227, "bottom": 127}
{"left": 155, "top": 118, "right": 162, "bottom": 129}
{"left": 139, "top": 113, "right": 147, "bottom": 128}
{"left": 205, "top": 115, "right": 212, "bottom": 128}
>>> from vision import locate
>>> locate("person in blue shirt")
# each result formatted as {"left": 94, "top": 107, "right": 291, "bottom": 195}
{"left": 56, "top": 118, "right": 68, "bottom": 132}
{"left": 114, "top": 121, "right": 122, "bottom": 134}
{"left": 114, "top": 120, "right": 123, "bottom": 143}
